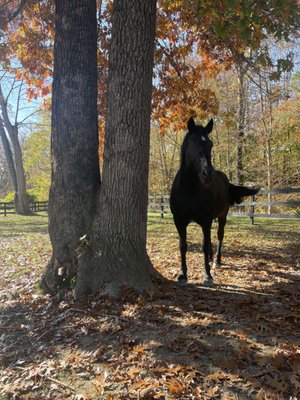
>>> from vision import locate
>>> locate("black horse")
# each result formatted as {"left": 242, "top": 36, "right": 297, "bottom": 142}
{"left": 170, "top": 117, "right": 259, "bottom": 285}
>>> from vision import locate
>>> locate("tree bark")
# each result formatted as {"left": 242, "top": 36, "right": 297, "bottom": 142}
{"left": 236, "top": 65, "right": 246, "bottom": 185}
{"left": 12, "top": 131, "right": 30, "bottom": 214}
{"left": 0, "top": 122, "right": 17, "bottom": 192}
{"left": 76, "top": 0, "right": 158, "bottom": 296}
{"left": 41, "top": 0, "right": 100, "bottom": 293}
{"left": 258, "top": 74, "right": 273, "bottom": 214}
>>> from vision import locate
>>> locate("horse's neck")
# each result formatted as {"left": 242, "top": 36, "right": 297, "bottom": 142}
{"left": 178, "top": 166, "right": 201, "bottom": 186}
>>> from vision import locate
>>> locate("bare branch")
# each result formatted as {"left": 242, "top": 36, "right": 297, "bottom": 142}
{"left": 14, "top": 80, "right": 23, "bottom": 125}
{"left": 0, "top": 70, "right": 7, "bottom": 81}
{"left": 5, "top": 77, "right": 18, "bottom": 104}
{"left": 155, "top": 39, "right": 190, "bottom": 85}
{"left": 17, "top": 108, "right": 40, "bottom": 125}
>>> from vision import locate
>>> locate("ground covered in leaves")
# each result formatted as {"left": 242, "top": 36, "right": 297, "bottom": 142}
{"left": 0, "top": 213, "right": 300, "bottom": 399}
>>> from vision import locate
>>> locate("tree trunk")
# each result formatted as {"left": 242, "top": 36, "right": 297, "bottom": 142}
{"left": 41, "top": 0, "right": 100, "bottom": 293}
{"left": 236, "top": 65, "right": 246, "bottom": 185}
{"left": 226, "top": 128, "right": 231, "bottom": 181}
{"left": 76, "top": 0, "right": 158, "bottom": 296}
{"left": 0, "top": 122, "right": 17, "bottom": 192}
{"left": 0, "top": 88, "right": 31, "bottom": 215}
{"left": 258, "top": 74, "right": 273, "bottom": 214}
{"left": 12, "top": 133, "right": 31, "bottom": 215}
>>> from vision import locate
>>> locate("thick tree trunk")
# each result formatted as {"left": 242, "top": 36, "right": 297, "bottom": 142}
{"left": 41, "top": 0, "right": 100, "bottom": 293}
{"left": 76, "top": 0, "right": 158, "bottom": 296}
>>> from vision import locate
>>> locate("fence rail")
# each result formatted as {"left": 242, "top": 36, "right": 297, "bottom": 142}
{"left": 0, "top": 201, "right": 48, "bottom": 216}
{"left": 1, "top": 189, "right": 300, "bottom": 222}
{"left": 148, "top": 188, "right": 300, "bottom": 223}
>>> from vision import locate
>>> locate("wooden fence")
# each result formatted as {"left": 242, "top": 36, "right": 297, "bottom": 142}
{"left": 1, "top": 189, "right": 300, "bottom": 222}
{"left": 0, "top": 201, "right": 48, "bottom": 216}
{"left": 148, "top": 188, "right": 300, "bottom": 224}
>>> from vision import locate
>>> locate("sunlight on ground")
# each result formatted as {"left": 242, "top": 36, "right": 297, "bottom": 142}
{"left": 0, "top": 214, "right": 300, "bottom": 399}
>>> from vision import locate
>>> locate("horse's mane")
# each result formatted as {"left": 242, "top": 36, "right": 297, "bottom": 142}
{"left": 180, "top": 134, "right": 188, "bottom": 167}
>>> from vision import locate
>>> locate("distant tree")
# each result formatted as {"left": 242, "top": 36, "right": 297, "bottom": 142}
{"left": 0, "top": 0, "right": 54, "bottom": 100}
{"left": 23, "top": 112, "right": 51, "bottom": 200}
{"left": 271, "top": 89, "right": 300, "bottom": 187}
{"left": 0, "top": 74, "right": 37, "bottom": 214}
{"left": 0, "top": 143, "right": 11, "bottom": 198}
{"left": 149, "top": 125, "right": 182, "bottom": 195}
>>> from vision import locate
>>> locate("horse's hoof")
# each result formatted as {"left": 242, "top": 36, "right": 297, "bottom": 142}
{"left": 213, "top": 261, "right": 221, "bottom": 268}
{"left": 178, "top": 275, "right": 187, "bottom": 286}
{"left": 203, "top": 278, "right": 214, "bottom": 287}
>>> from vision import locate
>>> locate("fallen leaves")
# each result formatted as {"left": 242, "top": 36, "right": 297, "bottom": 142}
{"left": 1, "top": 216, "right": 300, "bottom": 398}
{"left": 167, "top": 377, "right": 185, "bottom": 394}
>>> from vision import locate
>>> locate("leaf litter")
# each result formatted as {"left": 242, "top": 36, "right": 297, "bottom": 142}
{"left": 0, "top": 215, "right": 300, "bottom": 399}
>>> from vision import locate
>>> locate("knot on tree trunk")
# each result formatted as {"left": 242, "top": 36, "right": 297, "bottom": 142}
{"left": 40, "top": 257, "right": 77, "bottom": 295}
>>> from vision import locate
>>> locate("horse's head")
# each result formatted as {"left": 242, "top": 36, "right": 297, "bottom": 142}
{"left": 181, "top": 117, "right": 215, "bottom": 184}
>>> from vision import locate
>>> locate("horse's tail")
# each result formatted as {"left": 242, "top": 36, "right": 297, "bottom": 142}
{"left": 229, "top": 184, "right": 260, "bottom": 205}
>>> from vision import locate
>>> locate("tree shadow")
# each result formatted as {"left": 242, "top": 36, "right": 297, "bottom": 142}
{"left": 0, "top": 221, "right": 48, "bottom": 238}
{"left": 1, "top": 218, "right": 299, "bottom": 398}
{"left": 1, "top": 268, "right": 299, "bottom": 398}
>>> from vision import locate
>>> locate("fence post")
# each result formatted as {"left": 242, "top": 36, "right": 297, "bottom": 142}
{"left": 250, "top": 194, "right": 255, "bottom": 225}
{"left": 160, "top": 196, "right": 164, "bottom": 219}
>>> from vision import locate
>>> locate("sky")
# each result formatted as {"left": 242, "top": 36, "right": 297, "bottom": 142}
{"left": 0, "top": 68, "right": 45, "bottom": 138}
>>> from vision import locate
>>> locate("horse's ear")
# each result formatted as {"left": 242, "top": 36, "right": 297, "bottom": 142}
{"left": 187, "top": 117, "right": 196, "bottom": 132}
{"left": 205, "top": 118, "right": 214, "bottom": 135}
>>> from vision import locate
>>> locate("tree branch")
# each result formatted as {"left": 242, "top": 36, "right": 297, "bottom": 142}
{"left": 0, "top": 83, "right": 15, "bottom": 140}
{"left": 155, "top": 39, "right": 190, "bottom": 85}
{"left": 18, "top": 108, "right": 40, "bottom": 125}
{"left": 14, "top": 81, "right": 23, "bottom": 125}
{"left": 5, "top": 77, "right": 18, "bottom": 105}
{"left": 8, "top": 0, "right": 28, "bottom": 23}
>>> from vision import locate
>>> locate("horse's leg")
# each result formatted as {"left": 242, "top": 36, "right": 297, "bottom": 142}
{"left": 174, "top": 218, "right": 188, "bottom": 285}
{"left": 215, "top": 216, "right": 227, "bottom": 267}
{"left": 202, "top": 222, "right": 213, "bottom": 284}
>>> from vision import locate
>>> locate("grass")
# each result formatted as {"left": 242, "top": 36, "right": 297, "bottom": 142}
{"left": 1, "top": 213, "right": 300, "bottom": 399}
{"left": 0, "top": 212, "right": 299, "bottom": 292}
{"left": 0, "top": 212, "right": 49, "bottom": 237}
{"left": 0, "top": 213, "right": 50, "bottom": 299}
{"left": 148, "top": 212, "right": 300, "bottom": 249}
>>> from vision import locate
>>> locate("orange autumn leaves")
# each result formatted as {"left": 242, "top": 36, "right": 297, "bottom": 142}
{"left": 2, "top": 1, "right": 54, "bottom": 100}
{"left": 2, "top": 0, "right": 300, "bottom": 128}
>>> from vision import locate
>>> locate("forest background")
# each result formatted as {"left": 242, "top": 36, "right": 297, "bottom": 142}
{"left": 0, "top": 0, "right": 299, "bottom": 204}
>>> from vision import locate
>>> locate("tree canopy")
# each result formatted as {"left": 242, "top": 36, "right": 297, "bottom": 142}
{"left": 1, "top": 0, "right": 299, "bottom": 119}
